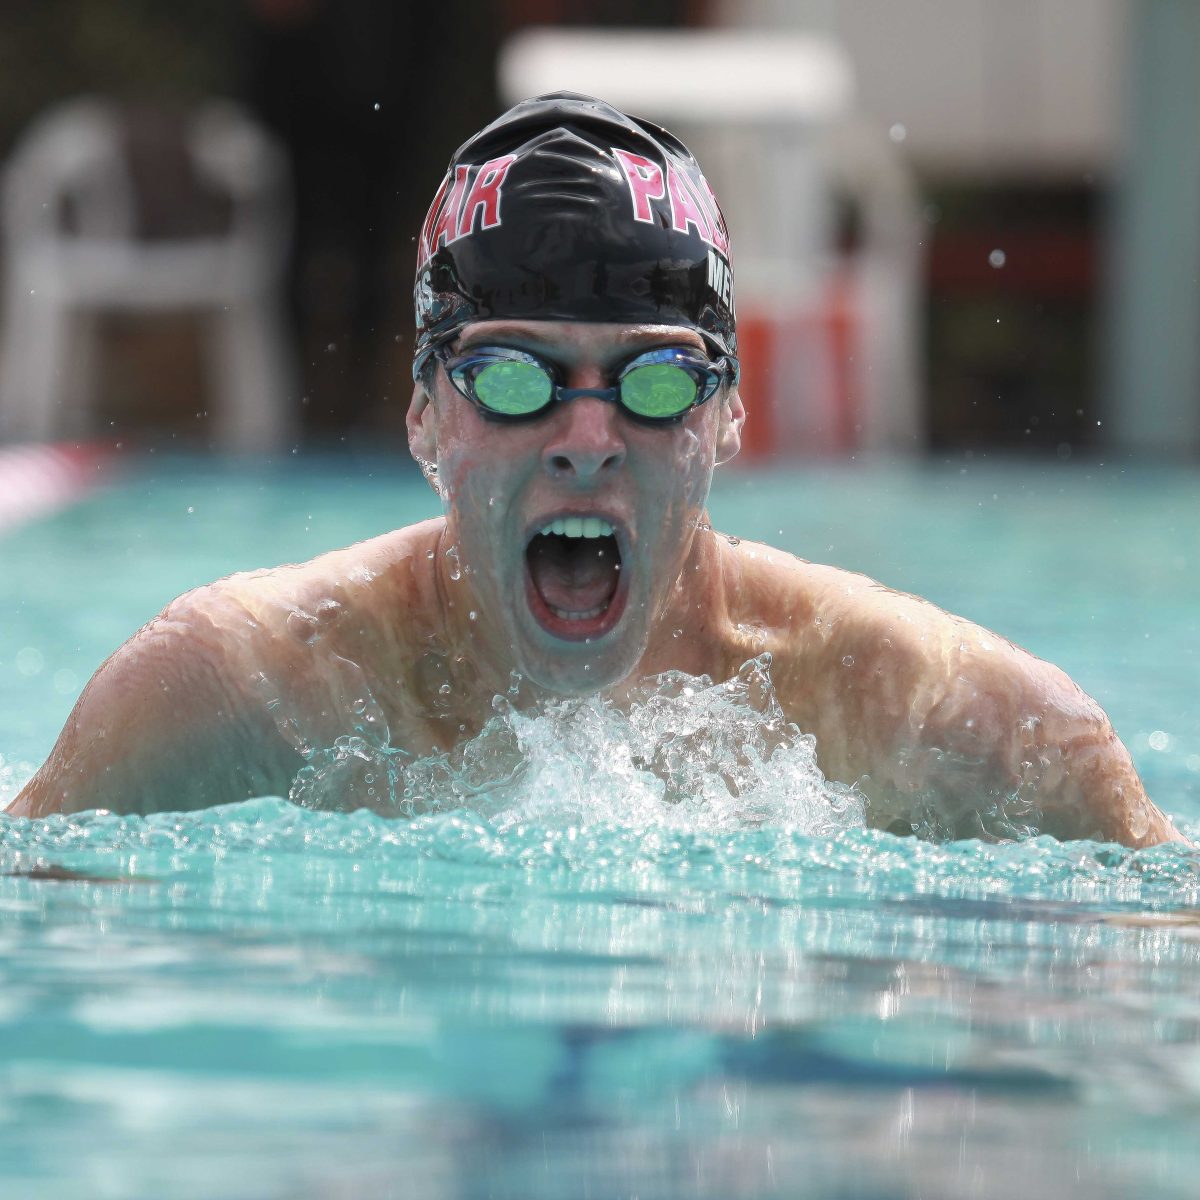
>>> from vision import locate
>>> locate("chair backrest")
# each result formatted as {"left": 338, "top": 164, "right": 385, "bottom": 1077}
{"left": 2, "top": 97, "right": 290, "bottom": 259}
{"left": 2, "top": 98, "right": 136, "bottom": 244}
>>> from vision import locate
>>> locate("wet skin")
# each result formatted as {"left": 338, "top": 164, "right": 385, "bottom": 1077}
{"left": 8, "top": 321, "right": 1185, "bottom": 847}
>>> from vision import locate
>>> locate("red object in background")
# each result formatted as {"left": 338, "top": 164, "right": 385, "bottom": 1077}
{"left": 735, "top": 274, "right": 860, "bottom": 460}
{"left": 735, "top": 312, "right": 775, "bottom": 461}
{"left": 0, "top": 443, "right": 113, "bottom": 533}
{"left": 928, "top": 230, "right": 1094, "bottom": 298}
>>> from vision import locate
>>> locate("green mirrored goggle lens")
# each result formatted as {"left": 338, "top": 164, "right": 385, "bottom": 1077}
{"left": 619, "top": 363, "right": 698, "bottom": 419}
{"left": 473, "top": 359, "right": 554, "bottom": 415}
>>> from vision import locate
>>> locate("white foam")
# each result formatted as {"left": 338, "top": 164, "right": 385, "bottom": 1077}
{"left": 292, "top": 655, "right": 865, "bottom": 836}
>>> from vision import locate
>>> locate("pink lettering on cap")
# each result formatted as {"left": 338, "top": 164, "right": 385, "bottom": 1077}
{"left": 613, "top": 148, "right": 666, "bottom": 224}
{"left": 457, "top": 155, "right": 518, "bottom": 239}
{"left": 426, "top": 165, "right": 470, "bottom": 258}
{"left": 667, "top": 164, "right": 714, "bottom": 241}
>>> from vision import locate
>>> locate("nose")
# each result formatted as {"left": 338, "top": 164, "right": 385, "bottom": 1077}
{"left": 541, "top": 391, "right": 627, "bottom": 482}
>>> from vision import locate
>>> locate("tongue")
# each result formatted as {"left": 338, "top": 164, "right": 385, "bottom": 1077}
{"left": 528, "top": 535, "right": 619, "bottom": 614}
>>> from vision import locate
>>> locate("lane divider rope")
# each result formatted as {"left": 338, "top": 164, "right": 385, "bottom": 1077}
{"left": 0, "top": 442, "right": 113, "bottom": 534}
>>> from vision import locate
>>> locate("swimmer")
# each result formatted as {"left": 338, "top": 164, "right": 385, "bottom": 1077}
{"left": 8, "top": 94, "right": 1185, "bottom": 847}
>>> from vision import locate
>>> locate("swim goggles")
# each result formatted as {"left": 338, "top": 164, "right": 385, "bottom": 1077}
{"left": 421, "top": 344, "right": 739, "bottom": 425}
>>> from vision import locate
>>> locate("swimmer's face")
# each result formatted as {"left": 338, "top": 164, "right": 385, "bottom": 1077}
{"left": 408, "top": 320, "right": 745, "bottom": 695}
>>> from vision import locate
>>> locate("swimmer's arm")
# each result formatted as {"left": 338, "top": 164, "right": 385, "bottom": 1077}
{"left": 884, "top": 618, "right": 1181, "bottom": 846}
{"left": 7, "top": 601, "right": 302, "bottom": 818}
{"left": 784, "top": 581, "right": 1183, "bottom": 847}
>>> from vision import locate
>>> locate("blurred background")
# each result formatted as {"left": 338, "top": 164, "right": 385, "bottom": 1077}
{"left": 0, "top": 0, "right": 1196, "bottom": 467}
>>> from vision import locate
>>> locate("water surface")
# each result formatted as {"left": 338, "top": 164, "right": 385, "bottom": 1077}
{"left": 2, "top": 455, "right": 1198, "bottom": 1198}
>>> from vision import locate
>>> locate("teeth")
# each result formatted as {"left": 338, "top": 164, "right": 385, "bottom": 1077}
{"left": 539, "top": 517, "right": 614, "bottom": 539}
{"left": 549, "top": 602, "right": 607, "bottom": 620}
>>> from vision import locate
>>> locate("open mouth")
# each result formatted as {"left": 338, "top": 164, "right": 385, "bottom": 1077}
{"left": 524, "top": 515, "right": 627, "bottom": 642}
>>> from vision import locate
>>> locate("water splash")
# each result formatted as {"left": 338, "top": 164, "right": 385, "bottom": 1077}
{"left": 413, "top": 454, "right": 442, "bottom": 498}
{"left": 290, "top": 655, "right": 865, "bottom": 836}
{"left": 0, "top": 754, "right": 34, "bottom": 809}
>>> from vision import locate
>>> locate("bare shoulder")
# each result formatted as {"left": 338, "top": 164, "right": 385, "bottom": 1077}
{"left": 8, "top": 518, "right": 445, "bottom": 818}
{"left": 721, "top": 538, "right": 1180, "bottom": 846}
{"left": 8, "top": 590, "right": 280, "bottom": 816}
{"left": 208, "top": 517, "right": 443, "bottom": 623}
{"left": 726, "top": 538, "right": 1083, "bottom": 719}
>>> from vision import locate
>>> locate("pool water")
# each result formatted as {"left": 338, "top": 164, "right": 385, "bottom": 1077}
{"left": 2, "top": 455, "right": 1200, "bottom": 1198}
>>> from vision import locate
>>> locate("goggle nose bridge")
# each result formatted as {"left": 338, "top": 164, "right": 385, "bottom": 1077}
{"left": 555, "top": 386, "right": 621, "bottom": 404}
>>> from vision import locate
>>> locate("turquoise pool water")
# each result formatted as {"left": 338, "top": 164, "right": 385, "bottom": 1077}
{"left": 2, "top": 455, "right": 1200, "bottom": 1198}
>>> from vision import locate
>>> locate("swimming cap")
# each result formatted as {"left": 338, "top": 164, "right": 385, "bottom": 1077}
{"left": 413, "top": 92, "right": 736, "bottom": 374}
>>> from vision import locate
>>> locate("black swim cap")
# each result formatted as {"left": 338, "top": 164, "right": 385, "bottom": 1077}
{"left": 413, "top": 92, "right": 736, "bottom": 374}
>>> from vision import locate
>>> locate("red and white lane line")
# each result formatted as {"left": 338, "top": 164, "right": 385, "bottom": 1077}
{"left": 0, "top": 442, "right": 113, "bottom": 534}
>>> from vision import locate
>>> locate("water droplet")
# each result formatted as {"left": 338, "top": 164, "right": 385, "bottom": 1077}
{"left": 415, "top": 456, "right": 442, "bottom": 495}
{"left": 316, "top": 600, "right": 341, "bottom": 625}
{"left": 725, "top": 535, "right": 741, "bottom": 546}
{"left": 468, "top": 611, "right": 478, "bottom": 621}
{"left": 438, "top": 683, "right": 452, "bottom": 695}
{"left": 446, "top": 545, "right": 463, "bottom": 580}
{"left": 889, "top": 122, "right": 907, "bottom": 143}
{"left": 988, "top": 248, "right": 1006, "bottom": 268}
{"left": 426, "top": 549, "right": 435, "bottom": 559}
{"left": 186, "top": 505, "right": 194, "bottom": 514}
{"left": 373, "top": 102, "right": 381, "bottom": 111}
{"left": 286, "top": 611, "right": 322, "bottom": 644}
{"left": 841, "top": 655, "right": 855, "bottom": 667}
{"left": 672, "top": 628, "right": 683, "bottom": 638}
{"left": 1149, "top": 730, "right": 1172, "bottom": 752}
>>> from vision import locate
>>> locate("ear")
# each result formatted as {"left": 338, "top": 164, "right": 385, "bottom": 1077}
{"left": 406, "top": 381, "right": 438, "bottom": 466}
{"left": 714, "top": 386, "right": 746, "bottom": 466}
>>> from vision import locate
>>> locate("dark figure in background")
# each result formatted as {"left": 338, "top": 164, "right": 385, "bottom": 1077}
{"left": 241, "top": 0, "right": 501, "bottom": 438}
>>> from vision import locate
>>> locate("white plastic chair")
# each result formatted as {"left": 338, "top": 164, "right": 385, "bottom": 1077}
{"left": 0, "top": 97, "right": 297, "bottom": 451}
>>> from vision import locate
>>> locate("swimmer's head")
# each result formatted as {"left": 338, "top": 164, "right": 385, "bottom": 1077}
{"left": 412, "top": 92, "right": 736, "bottom": 375}
{"left": 408, "top": 96, "right": 744, "bottom": 699}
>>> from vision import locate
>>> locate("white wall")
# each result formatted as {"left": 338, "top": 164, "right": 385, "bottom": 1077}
{"left": 716, "top": 0, "right": 1127, "bottom": 177}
